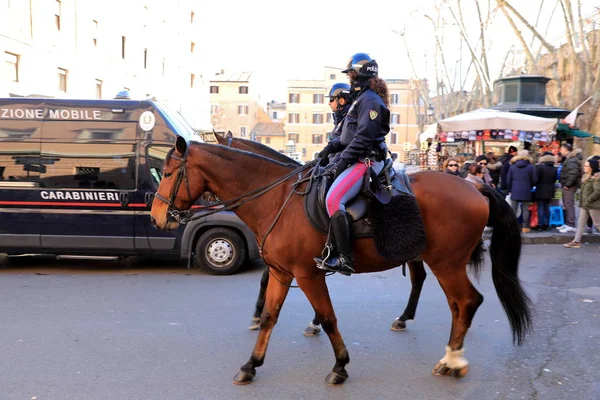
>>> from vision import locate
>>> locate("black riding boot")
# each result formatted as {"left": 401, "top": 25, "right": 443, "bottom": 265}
{"left": 314, "top": 210, "right": 355, "bottom": 276}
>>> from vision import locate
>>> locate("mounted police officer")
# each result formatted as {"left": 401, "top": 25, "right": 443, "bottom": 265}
{"left": 314, "top": 53, "right": 391, "bottom": 276}
{"left": 326, "top": 82, "right": 352, "bottom": 143}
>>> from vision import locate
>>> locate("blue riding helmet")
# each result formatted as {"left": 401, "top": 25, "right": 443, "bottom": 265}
{"left": 341, "top": 53, "right": 378, "bottom": 79}
{"left": 326, "top": 83, "right": 351, "bottom": 100}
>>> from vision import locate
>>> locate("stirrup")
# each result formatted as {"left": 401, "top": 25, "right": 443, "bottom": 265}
{"left": 315, "top": 243, "right": 335, "bottom": 271}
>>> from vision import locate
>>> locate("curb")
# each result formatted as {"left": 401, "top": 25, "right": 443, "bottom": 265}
{"left": 521, "top": 233, "right": 600, "bottom": 245}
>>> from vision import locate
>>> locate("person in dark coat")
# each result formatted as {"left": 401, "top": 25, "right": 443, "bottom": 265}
{"left": 558, "top": 143, "right": 583, "bottom": 231}
{"left": 459, "top": 159, "right": 475, "bottom": 178}
{"left": 443, "top": 157, "right": 461, "bottom": 176}
{"left": 486, "top": 152, "right": 502, "bottom": 187}
{"left": 499, "top": 145, "right": 518, "bottom": 193}
{"left": 507, "top": 150, "right": 538, "bottom": 233}
{"left": 532, "top": 152, "right": 558, "bottom": 231}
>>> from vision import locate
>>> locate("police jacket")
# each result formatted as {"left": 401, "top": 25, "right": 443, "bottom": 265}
{"left": 327, "top": 86, "right": 390, "bottom": 163}
{"left": 330, "top": 103, "right": 350, "bottom": 140}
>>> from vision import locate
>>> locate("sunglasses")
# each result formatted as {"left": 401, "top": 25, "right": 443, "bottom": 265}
{"left": 478, "top": 162, "right": 488, "bottom": 166}
{"left": 329, "top": 97, "right": 337, "bottom": 103}
{"left": 448, "top": 164, "right": 458, "bottom": 167}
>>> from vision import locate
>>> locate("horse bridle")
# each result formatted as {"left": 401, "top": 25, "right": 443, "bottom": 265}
{"left": 154, "top": 149, "right": 193, "bottom": 220}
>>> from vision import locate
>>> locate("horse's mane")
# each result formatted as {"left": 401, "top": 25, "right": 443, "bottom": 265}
{"left": 235, "top": 137, "right": 300, "bottom": 166}
{"left": 191, "top": 142, "right": 295, "bottom": 169}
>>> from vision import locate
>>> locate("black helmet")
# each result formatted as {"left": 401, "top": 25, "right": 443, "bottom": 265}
{"left": 326, "top": 83, "right": 351, "bottom": 101}
{"left": 341, "top": 53, "right": 378, "bottom": 79}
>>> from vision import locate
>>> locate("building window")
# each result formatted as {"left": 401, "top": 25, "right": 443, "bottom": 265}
{"left": 330, "top": 74, "right": 336, "bottom": 79}
{"left": 391, "top": 114, "right": 400, "bottom": 124}
{"left": 240, "top": 126, "right": 247, "bottom": 138}
{"left": 390, "top": 132, "right": 398, "bottom": 144}
{"left": 54, "top": 0, "right": 61, "bottom": 31}
{"left": 390, "top": 94, "right": 399, "bottom": 104}
{"left": 289, "top": 93, "right": 299, "bottom": 103}
{"left": 5, "top": 52, "right": 19, "bottom": 83}
{"left": 190, "top": 42, "right": 195, "bottom": 53}
{"left": 238, "top": 105, "right": 249, "bottom": 115}
{"left": 190, "top": 11, "right": 195, "bottom": 24}
{"left": 313, "top": 93, "right": 324, "bottom": 104}
{"left": 92, "top": 20, "right": 98, "bottom": 47}
{"left": 256, "top": 137, "right": 262, "bottom": 143}
{"left": 210, "top": 104, "right": 220, "bottom": 114}
{"left": 95, "top": 79, "right": 102, "bottom": 99}
{"left": 312, "top": 134, "right": 323, "bottom": 144}
{"left": 143, "top": 48, "right": 147, "bottom": 69}
{"left": 210, "top": 86, "right": 219, "bottom": 94}
{"left": 121, "top": 36, "right": 126, "bottom": 59}
{"left": 326, "top": 112, "right": 333, "bottom": 123}
{"left": 190, "top": 74, "right": 195, "bottom": 88}
{"left": 239, "top": 86, "right": 249, "bottom": 94}
{"left": 288, "top": 133, "right": 299, "bottom": 143}
{"left": 272, "top": 111, "right": 278, "bottom": 119}
{"left": 58, "top": 68, "right": 67, "bottom": 92}
{"left": 265, "top": 137, "right": 271, "bottom": 144}
{"left": 312, "top": 113, "right": 323, "bottom": 124}
{"left": 288, "top": 113, "right": 299, "bottom": 123}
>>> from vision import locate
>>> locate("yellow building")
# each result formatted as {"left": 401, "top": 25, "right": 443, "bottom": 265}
{"left": 209, "top": 71, "right": 262, "bottom": 139}
{"left": 250, "top": 122, "right": 286, "bottom": 152}
{"left": 284, "top": 68, "right": 423, "bottom": 163}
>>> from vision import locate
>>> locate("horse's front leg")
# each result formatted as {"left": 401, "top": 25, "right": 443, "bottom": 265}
{"left": 296, "top": 275, "right": 350, "bottom": 386}
{"left": 233, "top": 268, "right": 292, "bottom": 385}
{"left": 249, "top": 268, "right": 270, "bottom": 330}
{"left": 391, "top": 260, "right": 427, "bottom": 331}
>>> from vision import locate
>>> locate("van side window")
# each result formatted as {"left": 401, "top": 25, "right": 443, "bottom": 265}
{"left": 39, "top": 121, "right": 136, "bottom": 190}
{"left": 145, "top": 145, "right": 171, "bottom": 187}
{"left": 0, "top": 121, "right": 42, "bottom": 187}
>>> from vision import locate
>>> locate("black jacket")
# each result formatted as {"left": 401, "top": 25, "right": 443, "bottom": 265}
{"left": 535, "top": 155, "right": 558, "bottom": 200}
{"left": 559, "top": 149, "right": 583, "bottom": 188}
{"left": 499, "top": 153, "right": 513, "bottom": 190}
{"left": 327, "top": 86, "right": 390, "bottom": 163}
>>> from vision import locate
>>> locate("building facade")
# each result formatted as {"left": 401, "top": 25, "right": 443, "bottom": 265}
{"left": 0, "top": 0, "right": 210, "bottom": 129}
{"left": 209, "top": 71, "right": 263, "bottom": 139}
{"left": 283, "top": 68, "right": 423, "bottom": 163}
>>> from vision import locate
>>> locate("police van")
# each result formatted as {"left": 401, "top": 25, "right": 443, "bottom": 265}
{"left": 0, "top": 97, "right": 260, "bottom": 275}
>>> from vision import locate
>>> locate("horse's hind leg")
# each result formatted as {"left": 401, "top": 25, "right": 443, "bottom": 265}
{"left": 296, "top": 275, "right": 350, "bottom": 386}
{"left": 233, "top": 269, "right": 293, "bottom": 385}
{"left": 391, "top": 260, "right": 427, "bottom": 331}
{"left": 303, "top": 313, "right": 321, "bottom": 337}
{"left": 431, "top": 265, "right": 483, "bottom": 378}
{"left": 249, "top": 268, "right": 270, "bottom": 330}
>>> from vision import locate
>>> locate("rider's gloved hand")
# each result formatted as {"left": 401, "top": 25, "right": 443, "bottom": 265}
{"left": 317, "top": 142, "right": 335, "bottom": 166}
{"left": 329, "top": 159, "right": 349, "bottom": 180}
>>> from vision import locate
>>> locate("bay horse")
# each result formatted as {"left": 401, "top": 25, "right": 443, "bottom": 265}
{"left": 150, "top": 137, "right": 532, "bottom": 386}
{"left": 213, "top": 133, "right": 429, "bottom": 335}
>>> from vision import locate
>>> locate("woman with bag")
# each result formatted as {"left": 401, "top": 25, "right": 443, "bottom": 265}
{"left": 564, "top": 156, "right": 600, "bottom": 248}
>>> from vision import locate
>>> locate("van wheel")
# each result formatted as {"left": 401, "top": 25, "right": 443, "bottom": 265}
{"left": 194, "top": 228, "right": 246, "bottom": 275}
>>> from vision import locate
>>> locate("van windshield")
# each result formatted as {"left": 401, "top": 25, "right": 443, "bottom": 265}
{"left": 154, "top": 102, "right": 201, "bottom": 140}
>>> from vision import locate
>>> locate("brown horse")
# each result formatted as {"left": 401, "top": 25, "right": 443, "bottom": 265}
{"left": 150, "top": 138, "right": 532, "bottom": 386}
{"left": 213, "top": 132, "right": 426, "bottom": 335}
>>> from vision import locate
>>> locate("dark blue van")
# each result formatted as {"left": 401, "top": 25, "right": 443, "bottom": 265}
{"left": 0, "top": 97, "right": 259, "bottom": 274}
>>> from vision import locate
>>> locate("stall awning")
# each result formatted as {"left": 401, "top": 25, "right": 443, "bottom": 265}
{"left": 438, "top": 108, "right": 557, "bottom": 133}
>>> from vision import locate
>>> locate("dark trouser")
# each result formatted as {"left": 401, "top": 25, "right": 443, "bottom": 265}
{"left": 562, "top": 187, "right": 577, "bottom": 226}
{"left": 537, "top": 199, "right": 551, "bottom": 226}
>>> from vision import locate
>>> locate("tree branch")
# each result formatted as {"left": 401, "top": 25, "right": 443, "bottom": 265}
{"left": 498, "top": 0, "right": 556, "bottom": 52}
{"left": 497, "top": 2, "right": 537, "bottom": 73}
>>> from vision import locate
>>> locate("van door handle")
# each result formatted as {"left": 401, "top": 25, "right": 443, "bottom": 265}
{"left": 119, "top": 192, "right": 130, "bottom": 207}
{"left": 144, "top": 192, "right": 154, "bottom": 207}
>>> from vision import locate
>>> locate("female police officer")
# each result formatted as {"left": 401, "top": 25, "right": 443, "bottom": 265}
{"left": 327, "top": 82, "right": 352, "bottom": 142}
{"left": 314, "top": 53, "right": 391, "bottom": 276}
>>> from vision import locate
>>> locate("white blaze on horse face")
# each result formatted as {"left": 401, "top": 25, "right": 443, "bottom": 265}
{"left": 439, "top": 346, "right": 469, "bottom": 369}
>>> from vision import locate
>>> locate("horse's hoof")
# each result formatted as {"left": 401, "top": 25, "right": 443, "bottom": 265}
{"left": 390, "top": 319, "right": 407, "bottom": 331}
{"left": 432, "top": 362, "right": 469, "bottom": 378}
{"left": 233, "top": 369, "right": 256, "bottom": 385}
{"left": 248, "top": 317, "right": 260, "bottom": 330}
{"left": 303, "top": 323, "right": 321, "bottom": 337}
{"left": 325, "top": 371, "right": 348, "bottom": 386}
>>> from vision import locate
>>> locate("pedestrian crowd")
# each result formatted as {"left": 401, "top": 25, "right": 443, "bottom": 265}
{"left": 442, "top": 144, "right": 600, "bottom": 248}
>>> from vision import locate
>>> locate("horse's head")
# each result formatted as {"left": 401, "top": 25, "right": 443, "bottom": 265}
{"left": 150, "top": 137, "right": 206, "bottom": 230}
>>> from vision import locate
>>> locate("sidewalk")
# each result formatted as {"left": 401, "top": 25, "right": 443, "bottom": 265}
{"left": 521, "top": 229, "right": 600, "bottom": 245}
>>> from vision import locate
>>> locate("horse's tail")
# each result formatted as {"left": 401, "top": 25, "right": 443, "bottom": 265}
{"left": 477, "top": 184, "right": 533, "bottom": 345}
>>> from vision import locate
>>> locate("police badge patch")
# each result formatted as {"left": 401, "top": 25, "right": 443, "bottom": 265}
{"left": 369, "top": 110, "right": 378, "bottom": 120}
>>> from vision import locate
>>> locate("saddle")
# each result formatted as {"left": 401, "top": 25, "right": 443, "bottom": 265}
{"left": 304, "top": 159, "right": 415, "bottom": 238}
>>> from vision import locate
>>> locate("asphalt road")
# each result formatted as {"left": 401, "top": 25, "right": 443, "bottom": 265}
{"left": 0, "top": 245, "right": 598, "bottom": 400}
